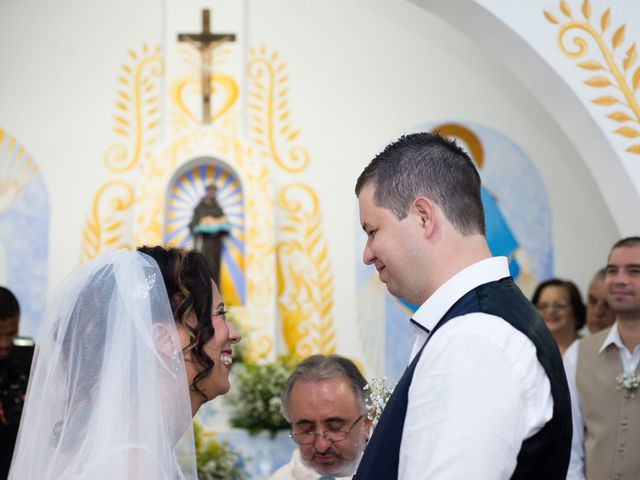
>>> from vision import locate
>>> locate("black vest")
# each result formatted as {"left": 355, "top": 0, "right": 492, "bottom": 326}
{"left": 354, "top": 278, "right": 571, "bottom": 479}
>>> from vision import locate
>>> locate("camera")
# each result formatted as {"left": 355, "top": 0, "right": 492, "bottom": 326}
{"left": 0, "top": 343, "right": 33, "bottom": 427}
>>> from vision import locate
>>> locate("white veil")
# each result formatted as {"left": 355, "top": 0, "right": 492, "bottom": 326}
{"left": 9, "top": 250, "right": 197, "bottom": 479}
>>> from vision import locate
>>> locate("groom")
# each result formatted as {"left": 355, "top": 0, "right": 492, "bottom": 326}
{"left": 353, "top": 132, "right": 572, "bottom": 479}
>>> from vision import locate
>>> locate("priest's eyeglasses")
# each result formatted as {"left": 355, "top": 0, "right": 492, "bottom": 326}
{"left": 289, "top": 414, "right": 366, "bottom": 445}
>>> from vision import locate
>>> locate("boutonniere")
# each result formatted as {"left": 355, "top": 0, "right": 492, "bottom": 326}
{"left": 364, "top": 377, "right": 396, "bottom": 424}
{"left": 616, "top": 372, "right": 640, "bottom": 398}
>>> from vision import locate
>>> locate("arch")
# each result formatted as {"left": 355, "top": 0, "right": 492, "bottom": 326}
{"left": 409, "top": 0, "right": 639, "bottom": 235}
{"left": 164, "top": 158, "right": 246, "bottom": 305}
{"left": 0, "top": 128, "right": 49, "bottom": 338}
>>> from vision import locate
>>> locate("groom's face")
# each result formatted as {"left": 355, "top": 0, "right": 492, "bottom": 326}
{"left": 358, "top": 183, "right": 428, "bottom": 306}
{"left": 287, "top": 377, "right": 371, "bottom": 477}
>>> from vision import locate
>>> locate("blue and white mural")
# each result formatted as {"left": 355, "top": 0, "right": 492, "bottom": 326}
{"left": 0, "top": 129, "right": 49, "bottom": 339}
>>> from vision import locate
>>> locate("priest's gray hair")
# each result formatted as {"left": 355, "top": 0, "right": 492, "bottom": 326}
{"left": 281, "top": 354, "right": 369, "bottom": 420}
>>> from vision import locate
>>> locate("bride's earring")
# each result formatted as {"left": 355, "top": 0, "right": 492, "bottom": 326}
{"left": 172, "top": 349, "right": 181, "bottom": 373}
{"left": 153, "top": 323, "right": 183, "bottom": 374}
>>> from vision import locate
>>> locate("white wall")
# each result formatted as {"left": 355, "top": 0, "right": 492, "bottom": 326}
{"left": 0, "top": 0, "right": 628, "bottom": 361}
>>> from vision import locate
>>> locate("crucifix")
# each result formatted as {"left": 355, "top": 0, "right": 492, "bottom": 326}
{"left": 178, "top": 9, "right": 236, "bottom": 124}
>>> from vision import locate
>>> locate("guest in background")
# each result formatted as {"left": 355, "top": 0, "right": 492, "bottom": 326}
{"left": 0, "top": 286, "right": 33, "bottom": 480}
{"left": 564, "top": 237, "right": 640, "bottom": 479}
{"left": 0, "top": 287, "right": 21, "bottom": 362}
{"left": 270, "top": 354, "right": 372, "bottom": 480}
{"left": 585, "top": 267, "right": 616, "bottom": 334}
{"left": 532, "top": 278, "right": 586, "bottom": 355}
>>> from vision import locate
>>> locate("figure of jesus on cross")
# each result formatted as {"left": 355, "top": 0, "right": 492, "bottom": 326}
{"left": 178, "top": 9, "right": 236, "bottom": 124}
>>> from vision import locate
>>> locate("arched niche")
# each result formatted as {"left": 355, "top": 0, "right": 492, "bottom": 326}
{"left": 164, "top": 158, "right": 246, "bottom": 306}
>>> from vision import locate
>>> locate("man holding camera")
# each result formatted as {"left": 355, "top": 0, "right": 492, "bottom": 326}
{"left": 1, "top": 286, "right": 33, "bottom": 479}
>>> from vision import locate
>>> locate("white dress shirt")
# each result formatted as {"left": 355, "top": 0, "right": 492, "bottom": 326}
{"left": 563, "top": 323, "right": 640, "bottom": 480}
{"left": 400, "top": 257, "right": 554, "bottom": 479}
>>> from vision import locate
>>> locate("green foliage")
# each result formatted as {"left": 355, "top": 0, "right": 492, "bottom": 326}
{"left": 227, "top": 313, "right": 248, "bottom": 366}
{"left": 227, "top": 355, "right": 299, "bottom": 436}
{"left": 194, "top": 421, "right": 249, "bottom": 480}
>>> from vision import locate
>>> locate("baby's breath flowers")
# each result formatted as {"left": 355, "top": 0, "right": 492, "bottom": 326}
{"left": 364, "top": 377, "right": 396, "bottom": 424}
{"left": 616, "top": 372, "right": 640, "bottom": 398}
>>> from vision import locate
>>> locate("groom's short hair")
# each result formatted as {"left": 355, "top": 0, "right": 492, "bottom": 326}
{"left": 355, "top": 132, "right": 485, "bottom": 236}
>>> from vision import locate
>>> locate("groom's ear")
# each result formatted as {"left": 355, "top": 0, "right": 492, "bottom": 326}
{"left": 364, "top": 415, "right": 373, "bottom": 440}
{"left": 153, "top": 323, "right": 179, "bottom": 358}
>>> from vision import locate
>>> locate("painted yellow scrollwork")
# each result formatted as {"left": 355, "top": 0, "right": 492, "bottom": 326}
{"left": 230, "top": 138, "right": 276, "bottom": 360}
{"left": 104, "top": 44, "right": 163, "bottom": 172}
{"left": 276, "top": 184, "right": 336, "bottom": 357}
{"left": 0, "top": 129, "right": 38, "bottom": 213}
{"left": 545, "top": 0, "right": 640, "bottom": 154}
{"left": 80, "top": 180, "right": 134, "bottom": 263}
{"left": 135, "top": 131, "right": 204, "bottom": 247}
{"left": 169, "top": 73, "right": 238, "bottom": 129}
{"left": 85, "top": 39, "right": 334, "bottom": 361}
{"left": 247, "top": 47, "right": 310, "bottom": 172}
{"left": 169, "top": 44, "right": 238, "bottom": 131}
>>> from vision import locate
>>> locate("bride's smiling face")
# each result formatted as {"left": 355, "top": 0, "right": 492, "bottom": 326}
{"left": 179, "top": 281, "right": 240, "bottom": 412}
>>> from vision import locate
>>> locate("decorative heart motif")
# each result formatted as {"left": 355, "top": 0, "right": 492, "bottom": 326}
{"left": 170, "top": 73, "right": 238, "bottom": 125}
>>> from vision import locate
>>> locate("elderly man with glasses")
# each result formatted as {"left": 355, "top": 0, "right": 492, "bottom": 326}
{"left": 269, "top": 354, "right": 373, "bottom": 480}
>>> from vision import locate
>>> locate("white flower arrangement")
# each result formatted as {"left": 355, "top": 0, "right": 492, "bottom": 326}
{"left": 616, "top": 372, "right": 640, "bottom": 398}
{"left": 364, "top": 377, "right": 396, "bottom": 424}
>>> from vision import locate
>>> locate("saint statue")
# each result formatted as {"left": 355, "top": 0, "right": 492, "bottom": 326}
{"left": 189, "top": 184, "right": 231, "bottom": 286}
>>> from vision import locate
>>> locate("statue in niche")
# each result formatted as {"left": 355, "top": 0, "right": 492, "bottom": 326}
{"left": 189, "top": 184, "right": 231, "bottom": 286}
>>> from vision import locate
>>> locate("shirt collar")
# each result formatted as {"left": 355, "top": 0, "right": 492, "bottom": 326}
{"left": 598, "top": 322, "right": 625, "bottom": 354}
{"left": 411, "top": 257, "right": 511, "bottom": 333}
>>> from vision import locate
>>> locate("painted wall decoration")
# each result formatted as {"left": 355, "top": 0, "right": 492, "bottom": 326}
{"left": 80, "top": 44, "right": 163, "bottom": 262}
{"left": 79, "top": 37, "right": 336, "bottom": 360}
{"left": 544, "top": 0, "right": 640, "bottom": 155}
{"left": 164, "top": 162, "right": 246, "bottom": 306}
{"left": 431, "top": 122, "right": 541, "bottom": 289}
{"left": 247, "top": 47, "right": 335, "bottom": 357}
{"left": 276, "top": 184, "right": 335, "bottom": 357}
{"left": 247, "top": 47, "right": 309, "bottom": 173}
{"left": 355, "top": 122, "right": 552, "bottom": 382}
{"left": 170, "top": 41, "right": 238, "bottom": 131}
{"left": 0, "top": 129, "right": 49, "bottom": 338}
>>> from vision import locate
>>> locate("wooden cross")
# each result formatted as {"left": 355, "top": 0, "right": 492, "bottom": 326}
{"left": 178, "top": 9, "right": 236, "bottom": 124}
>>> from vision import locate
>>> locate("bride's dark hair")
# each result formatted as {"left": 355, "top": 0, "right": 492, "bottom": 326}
{"left": 138, "top": 245, "right": 216, "bottom": 400}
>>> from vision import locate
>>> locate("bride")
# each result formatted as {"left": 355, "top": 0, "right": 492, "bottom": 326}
{"left": 9, "top": 246, "right": 240, "bottom": 479}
